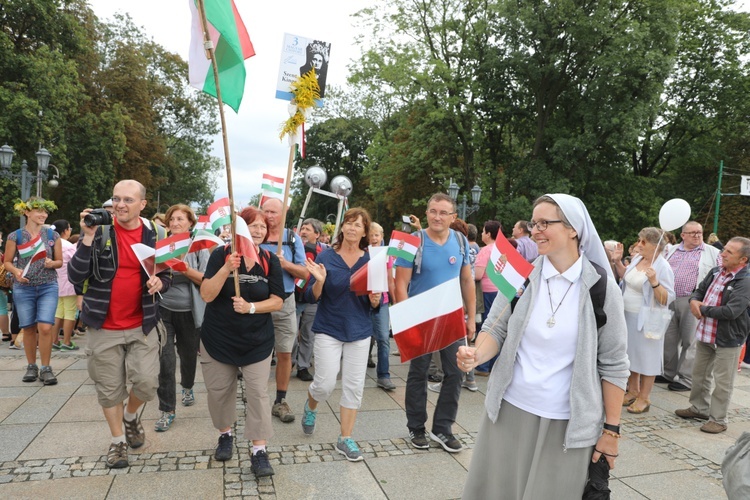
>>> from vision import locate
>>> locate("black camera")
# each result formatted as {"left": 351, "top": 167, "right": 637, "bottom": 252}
{"left": 83, "top": 208, "right": 113, "bottom": 227}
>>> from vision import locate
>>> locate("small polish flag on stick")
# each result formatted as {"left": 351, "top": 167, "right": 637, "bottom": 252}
{"left": 235, "top": 214, "right": 259, "bottom": 269}
{"left": 389, "top": 277, "right": 466, "bottom": 363}
{"left": 350, "top": 246, "right": 389, "bottom": 296}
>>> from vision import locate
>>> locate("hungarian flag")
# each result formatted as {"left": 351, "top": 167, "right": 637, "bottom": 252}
{"left": 189, "top": 229, "right": 225, "bottom": 253}
{"left": 488, "top": 233, "right": 534, "bottom": 301}
{"left": 235, "top": 214, "right": 259, "bottom": 268}
{"left": 259, "top": 173, "right": 285, "bottom": 207}
{"left": 131, "top": 244, "right": 169, "bottom": 277}
{"left": 189, "top": 0, "right": 255, "bottom": 113}
{"left": 155, "top": 233, "right": 191, "bottom": 272}
{"left": 387, "top": 231, "right": 420, "bottom": 262}
{"left": 350, "top": 246, "right": 389, "bottom": 296}
{"left": 17, "top": 234, "right": 47, "bottom": 277}
{"left": 194, "top": 215, "right": 212, "bottom": 231}
{"left": 389, "top": 277, "right": 466, "bottom": 363}
{"left": 208, "top": 197, "right": 232, "bottom": 232}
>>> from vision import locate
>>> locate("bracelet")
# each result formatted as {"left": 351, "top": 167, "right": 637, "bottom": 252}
{"left": 603, "top": 423, "right": 620, "bottom": 434}
{"left": 651, "top": 282, "right": 659, "bottom": 288}
{"left": 595, "top": 448, "right": 619, "bottom": 458}
{"left": 601, "top": 428, "right": 621, "bottom": 439}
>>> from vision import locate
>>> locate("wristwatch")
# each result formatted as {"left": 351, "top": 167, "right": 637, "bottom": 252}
{"left": 248, "top": 302, "right": 256, "bottom": 314}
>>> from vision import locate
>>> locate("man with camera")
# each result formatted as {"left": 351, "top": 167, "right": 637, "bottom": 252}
{"left": 68, "top": 180, "right": 170, "bottom": 469}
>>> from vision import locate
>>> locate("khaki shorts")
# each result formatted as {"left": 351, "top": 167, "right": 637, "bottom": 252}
{"left": 272, "top": 294, "right": 297, "bottom": 353}
{"left": 55, "top": 296, "right": 78, "bottom": 321}
{"left": 85, "top": 326, "right": 160, "bottom": 408}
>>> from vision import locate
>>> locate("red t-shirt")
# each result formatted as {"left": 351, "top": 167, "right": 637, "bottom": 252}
{"left": 103, "top": 219, "right": 144, "bottom": 330}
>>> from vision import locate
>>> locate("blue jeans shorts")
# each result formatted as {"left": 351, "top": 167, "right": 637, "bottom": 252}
{"left": 12, "top": 282, "right": 59, "bottom": 328}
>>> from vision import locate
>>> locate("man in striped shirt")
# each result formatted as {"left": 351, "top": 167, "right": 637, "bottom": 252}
{"left": 675, "top": 237, "right": 750, "bottom": 433}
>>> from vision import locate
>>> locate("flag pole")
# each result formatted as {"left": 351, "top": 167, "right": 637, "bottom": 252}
{"left": 196, "top": 0, "right": 240, "bottom": 296}
{"left": 277, "top": 145, "right": 295, "bottom": 255}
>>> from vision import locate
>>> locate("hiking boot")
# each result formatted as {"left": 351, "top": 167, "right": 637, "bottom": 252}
{"left": 409, "top": 430, "right": 430, "bottom": 449}
{"left": 22, "top": 364, "right": 39, "bottom": 382}
{"left": 39, "top": 366, "right": 58, "bottom": 386}
{"left": 123, "top": 415, "right": 145, "bottom": 449}
{"left": 182, "top": 388, "right": 195, "bottom": 406}
{"left": 675, "top": 407, "right": 709, "bottom": 421}
{"left": 154, "top": 411, "right": 175, "bottom": 432}
{"left": 700, "top": 421, "right": 727, "bottom": 434}
{"left": 215, "top": 433, "right": 233, "bottom": 461}
{"left": 250, "top": 449, "right": 275, "bottom": 477}
{"left": 60, "top": 342, "right": 79, "bottom": 351}
{"left": 430, "top": 431, "right": 462, "bottom": 453}
{"left": 377, "top": 377, "right": 396, "bottom": 391}
{"left": 106, "top": 442, "right": 129, "bottom": 469}
{"left": 462, "top": 379, "right": 478, "bottom": 392}
{"left": 296, "top": 368, "right": 313, "bottom": 381}
{"left": 336, "top": 436, "right": 364, "bottom": 462}
{"left": 301, "top": 400, "right": 317, "bottom": 435}
{"left": 272, "top": 399, "right": 295, "bottom": 423}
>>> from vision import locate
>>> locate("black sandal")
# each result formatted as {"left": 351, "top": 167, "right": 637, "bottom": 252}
{"left": 2, "top": 333, "right": 11, "bottom": 342}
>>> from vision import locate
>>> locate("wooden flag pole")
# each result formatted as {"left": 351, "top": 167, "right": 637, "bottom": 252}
{"left": 196, "top": 0, "right": 240, "bottom": 296}
{"left": 277, "top": 145, "right": 296, "bottom": 255}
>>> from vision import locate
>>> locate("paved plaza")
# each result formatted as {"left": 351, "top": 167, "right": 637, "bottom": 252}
{"left": 0, "top": 335, "right": 744, "bottom": 499}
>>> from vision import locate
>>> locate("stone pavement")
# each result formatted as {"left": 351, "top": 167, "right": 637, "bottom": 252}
{"left": 0, "top": 335, "right": 744, "bottom": 499}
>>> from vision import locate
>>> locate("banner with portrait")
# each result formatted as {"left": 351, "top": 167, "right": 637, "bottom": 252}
{"left": 275, "top": 33, "right": 332, "bottom": 102}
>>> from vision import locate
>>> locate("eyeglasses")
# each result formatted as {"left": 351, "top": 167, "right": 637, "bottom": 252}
{"left": 427, "top": 209, "right": 455, "bottom": 218}
{"left": 682, "top": 231, "right": 703, "bottom": 237}
{"left": 112, "top": 197, "right": 138, "bottom": 205}
{"left": 527, "top": 220, "right": 563, "bottom": 232}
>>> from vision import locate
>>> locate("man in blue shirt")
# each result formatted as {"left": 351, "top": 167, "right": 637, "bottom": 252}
{"left": 261, "top": 198, "right": 308, "bottom": 423}
{"left": 394, "top": 193, "right": 476, "bottom": 453}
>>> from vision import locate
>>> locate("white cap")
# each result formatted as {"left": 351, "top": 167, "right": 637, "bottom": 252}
{"left": 102, "top": 199, "right": 113, "bottom": 208}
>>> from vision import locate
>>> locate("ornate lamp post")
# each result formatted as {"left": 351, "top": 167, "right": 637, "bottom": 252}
{"left": 0, "top": 145, "right": 60, "bottom": 227}
{"left": 448, "top": 178, "right": 481, "bottom": 220}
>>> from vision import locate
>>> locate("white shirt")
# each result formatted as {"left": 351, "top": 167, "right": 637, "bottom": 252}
{"left": 503, "top": 255, "right": 583, "bottom": 420}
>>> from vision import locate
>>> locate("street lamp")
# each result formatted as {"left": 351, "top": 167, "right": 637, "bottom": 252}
{"left": 448, "top": 178, "right": 482, "bottom": 220}
{"left": 0, "top": 144, "right": 60, "bottom": 227}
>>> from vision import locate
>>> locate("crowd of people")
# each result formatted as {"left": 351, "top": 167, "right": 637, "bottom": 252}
{"left": 2, "top": 181, "right": 750, "bottom": 498}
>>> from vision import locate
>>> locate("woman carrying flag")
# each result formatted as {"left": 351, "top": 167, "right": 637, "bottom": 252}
{"left": 3, "top": 197, "right": 62, "bottom": 385}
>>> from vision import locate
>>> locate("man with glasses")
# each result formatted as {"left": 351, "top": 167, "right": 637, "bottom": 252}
{"left": 69, "top": 180, "right": 171, "bottom": 469}
{"left": 661, "top": 221, "right": 721, "bottom": 391}
{"left": 394, "top": 193, "right": 476, "bottom": 453}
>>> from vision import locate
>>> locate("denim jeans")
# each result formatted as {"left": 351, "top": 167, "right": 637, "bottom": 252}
{"left": 372, "top": 304, "right": 391, "bottom": 379}
{"left": 12, "top": 281, "right": 58, "bottom": 328}
{"left": 158, "top": 307, "right": 200, "bottom": 412}
{"left": 477, "top": 291, "right": 498, "bottom": 372}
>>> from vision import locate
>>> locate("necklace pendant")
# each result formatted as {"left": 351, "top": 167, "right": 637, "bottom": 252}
{"left": 547, "top": 316, "right": 556, "bottom": 328}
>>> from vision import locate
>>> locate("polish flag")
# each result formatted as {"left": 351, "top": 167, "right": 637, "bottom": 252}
{"left": 208, "top": 197, "right": 232, "bottom": 232}
{"left": 235, "top": 215, "right": 259, "bottom": 268}
{"left": 18, "top": 234, "right": 47, "bottom": 277}
{"left": 387, "top": 231, "right": 420, "bottom": 262}
{"left": 488, "top": 233, "right": 534, "bottom": 301}
{"left": 389, "top": 277, "right": 465, "bottom": 363}
{"left": 131, "top": 244, "right": 169, "bottom": 277}
{"left": 350, "top": 246, "right": 389, "bottom": 296}
{"left": 154, "top": 233, "right": 191, "bottom": 272}
{"left": 189, "top": 229, "right": 225, "bottom": 253}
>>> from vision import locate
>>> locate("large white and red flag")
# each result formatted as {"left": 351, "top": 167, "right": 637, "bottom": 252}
{"left": 234, "top": 214, "right": 259, "bottom": 268}
{"left": 130, "top": 244, "right": 169, "bottom": 277}
{"left": 389, "top": 277, "right": 465, "bottom": 362}
{"left": 17, "top": 234, "right": 46, "bottom": 277}
{"left": 350, "top": 246, "right": 389, "bottom": 295}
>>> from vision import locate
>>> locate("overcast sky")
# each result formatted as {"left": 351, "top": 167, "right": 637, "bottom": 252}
{"left": 89, "top": 0, "right": 370, "bottom": 206}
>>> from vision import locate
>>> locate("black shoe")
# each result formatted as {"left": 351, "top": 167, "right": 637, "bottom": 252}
{"left": 250, "top": 449, "right": 275, "bottom": 477}
{"left": 367, "top": 358, "right": 376, "bottom": 368}
{"left": 668, "top": 381, "right": 690, "bottom": 392}
{"left": 22, "top": 364, "right": 39, "bottom": 383}
{"left": 654, "top": 375, "right": 671, "bottom": 384}
{"left": 427, "top": 374, "right": 443, "bottom": 383}
{"left": 296, "top": 368, "right": 313, "bottom": 381}
{"left": 409, "top": 430, "right": 430, "bottom": 449}
{"left": 215, "top": 433, "right": 233, "bottom": 461}
{"left": 430, "top": 431, "right": 462, "bottom": 453}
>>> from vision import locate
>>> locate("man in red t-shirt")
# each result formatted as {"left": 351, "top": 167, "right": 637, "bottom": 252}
{"left": 69, "top": 180, "right": 170, "bottom": 469}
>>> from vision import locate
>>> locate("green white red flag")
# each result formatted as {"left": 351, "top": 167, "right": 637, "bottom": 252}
{"left": 194, "top": 215, "right": 211, "bottom": 231}
{"left": 387, "top": 231, "right": 420, "bottom": 262}
{"left": 17, "top": 234, "right": 46, "bottom": 277}
{"left": 189, "top": 229, "right": 225, "bottom": 253}
{"left": 155, "top": 233, "right": 191, "bottom": 272}
{"left": 259, "top": 173, "right": 285, "bottom": 207}
{"left": 208, "top": 197, "right": 232, "bottom": 232}
{"left": 487, "top": 233, "right": 534, "bottom": 301}
{"left": 189, "top": 0, "right": 255, "bottom": 112}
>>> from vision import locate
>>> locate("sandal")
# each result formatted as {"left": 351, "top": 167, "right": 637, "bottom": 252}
{"left": 627, "top": 398, "right": 651, "bottom": 414}
{"left": 2, "top": 333, "right": 11, "bottom": 342}
{"left": 622, "top": 392, "right": 637, "bottom": 407}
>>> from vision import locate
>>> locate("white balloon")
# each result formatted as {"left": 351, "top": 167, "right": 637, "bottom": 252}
{"left": 659, "top": 199, "right": 692, "bottom": 231}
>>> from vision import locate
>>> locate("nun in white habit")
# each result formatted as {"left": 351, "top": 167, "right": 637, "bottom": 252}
{"left": 458, "top": 194, "right": 629, "bottom": 500}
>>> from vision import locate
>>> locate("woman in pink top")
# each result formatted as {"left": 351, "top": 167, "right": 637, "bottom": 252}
{"left": 474, "top": 220, "right": 502, "bottom": 374}
{"left": 52, "top": 220, "right": 79, "bottom": 350}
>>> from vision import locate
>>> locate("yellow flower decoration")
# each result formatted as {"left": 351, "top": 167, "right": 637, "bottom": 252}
{"left": 279, "top": 70, "right": 321, "bottom": 141}
{"left": 14, "top": 198, "right": 57, "bottom": 216}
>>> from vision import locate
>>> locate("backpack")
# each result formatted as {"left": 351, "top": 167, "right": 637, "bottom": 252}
{"left": 295, "top": 241, "right": 323, "bottom": 303}
{"left": 88, "top": 220, "right": 167, "bottom": 285}
{"left": 510, "top": 261, "right": 608, "bottom": 330}
{"left": 413, "top": 229, "right": 468, "bottom": 274}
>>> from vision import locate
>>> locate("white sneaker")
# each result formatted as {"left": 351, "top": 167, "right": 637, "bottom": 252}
{"left": 427, "top": 382, "right": 442, "bottom": 393}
